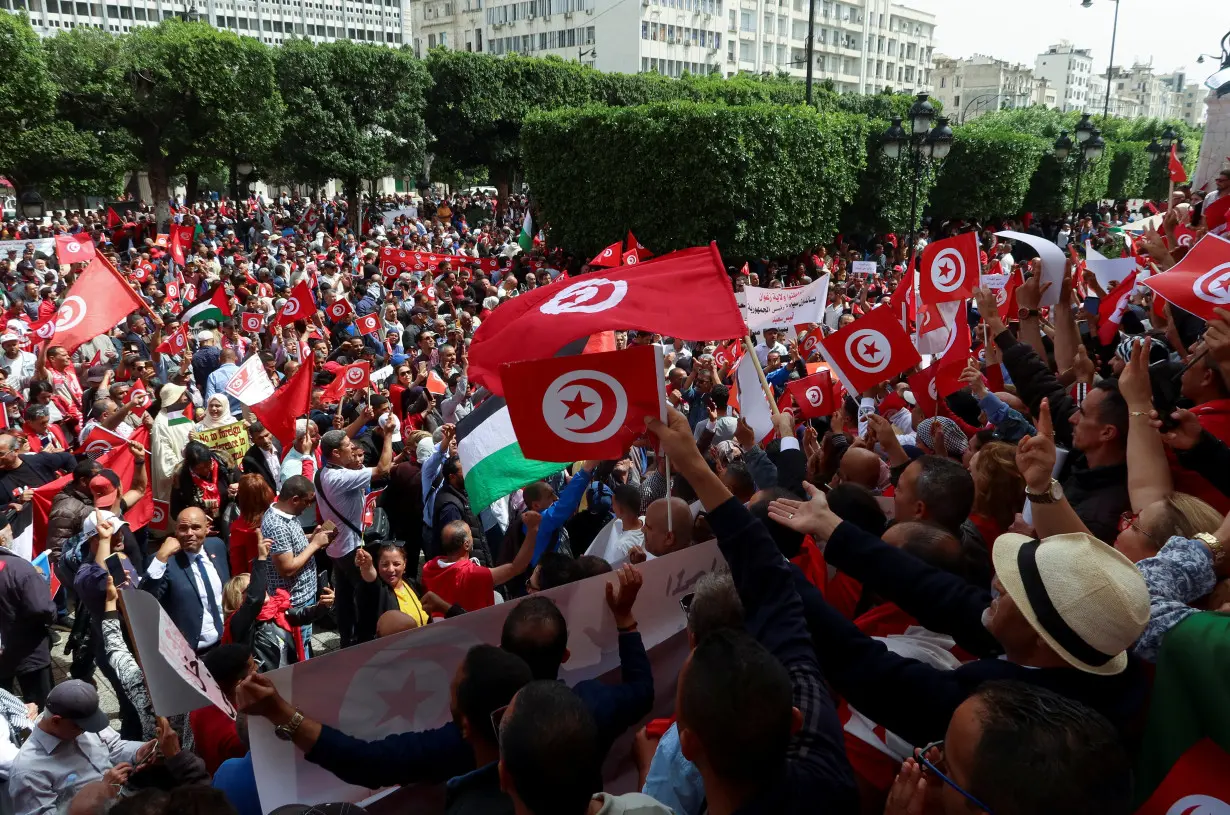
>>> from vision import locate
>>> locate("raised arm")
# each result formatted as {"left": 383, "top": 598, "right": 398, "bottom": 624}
{"left": 1016, "top": 399, "right": 1094, "bottom": 539}
{"left": 491, "top": 511, "right": 540, "bottom": 586}
{"left": 1119, "top": 341, "right": 1173, "bottom": 512}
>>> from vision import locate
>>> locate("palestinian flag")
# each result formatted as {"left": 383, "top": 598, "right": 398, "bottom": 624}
{"left": 456, "top": 396, "right": 565, "bottom": 513}
{"left": 183, "top": 286, "right": 232, "bottom": 325}
{"left": 517, "top": 209, "right": 534, "bottom": 253}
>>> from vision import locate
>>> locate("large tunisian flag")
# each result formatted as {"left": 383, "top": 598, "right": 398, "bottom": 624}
{"left": 53, "top": 256, "right": 146, "bottom": 354}
{"left": 1143, "top": 233, "right": 1230, "bottom": 320}
{"left": 468, "top": 242, "right": 744, "bottom": 396}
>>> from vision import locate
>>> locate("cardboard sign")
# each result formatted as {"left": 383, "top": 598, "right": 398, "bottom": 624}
{"left": 743, "top": 275, "right": 830, "bottom": 330}
{"left": 851, "top": 261, "right": 878, "bottom": 276}
{"left": 194, "top": 421, "right": 251, "bottom": 463}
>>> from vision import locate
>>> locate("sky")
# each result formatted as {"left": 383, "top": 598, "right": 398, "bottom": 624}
{"left": 907, "top": 0, "right": 1225, "bottom": 90}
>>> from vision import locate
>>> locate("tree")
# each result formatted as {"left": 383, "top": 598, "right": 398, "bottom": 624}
{"left": 930, "top": 126, "right": 1045, "bottom": 221}
{"left": 45, "top": 20, "right": 281, "bottom": 227}
{"left": 274, "top": 38, "right": 429, "bottom": 233}
{"left": 522, "top": 101, "right": 867, "bottom": 258}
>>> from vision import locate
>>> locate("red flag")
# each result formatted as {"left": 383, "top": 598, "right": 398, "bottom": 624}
{"left": 502, "top": 344, "right": 666, "bottom": 461}
{"left": 28, "top": 315, "right": 57, "bottom": 344}
{"left": 785, "top": 370, "right": 836, "bottom": 419}
{"left": 888, "top": 277, "right": 916, "bottom": 333}
{"left": 1172, "top": 223, "right": 1198, "bottom": 250}
{"left": 712, "top": 341, "right": 740, "bottom": 369}
{"left": 169, "top": 224, "right": 194, "bottom": 266}
{"left": 907, "top": 366, "right": 942, "bottom": 416}
{"left": 125, "top": 379, "right": 152, "bottom": 416}
{"left": 1134, "top": 739, "right": 1230, "bottom": 815}
{"left": 582, "top": 331, "right": 616, "bottom": 354}
{"left": 252, "top": 352, "right": 316, "bottom": 449}
{"left": 157, "top": 324, "right": 189, "bottom": 356}
{"left": 49, "top": 256, "right": 145, "bottom": 354}
{"left": 797, "top": 326, "right": 822, "bottom": 361}
{"left": 815, "top": 306, "right": 921, "bottom": 395}
{"left": 1167, "top": 143, "right": 1187, "bottom": 184}
{"left": 88, "top": 347, "right": 104, "bottom": 367}
{"left": 240, "top": 312, "right": 264, "bottom": 333}
{"left": 1204, "top": 195, "right": 1230, "bottom": 236}
{"left": 274, "top": 280, "right": 315, "bottom": 327}
{"left": 425, "top": 370, "right": 448, "bottom": 395}
{"left": 321, "top": 361, "right": 371, "bottom": 402}
{"left": 589, "top": 242, "right": 623, "bottom": 268}
{"left": 917, "top": 302, "right": 946, "bottom": 336}
{"left": 378, "top": 247, "right": 417, "bottom": 282}
{"left": 55, "top": 234, "right": 95, "bottom": 265}
{"left": 995, "top": 268, "right": 1023, "bottom": 322}
{"left": 1142, "top": 234, "right": 1230, "bottom": 320}
{"left": 326, "top": 299, "right": 352, "bottom": 322}
{"left": 469, "top": 243, "right": 743, "bottom": 395}
{"left": 106, "top": 207, "right": 121, "bottom": 229}
{"left": 354, "top": 313, "right": 381, "bottom": 336}
{"left": 919, "top": 232, "right": 979, "bottom": 303}
{"left": 151, "top": 499, "right": 170, "bottom": 533}
{"left": 1097, "top": 271, "right": 1138, "bottom": 345}
{"left": 622, "top": 232, "right": 653, "bottom": 266}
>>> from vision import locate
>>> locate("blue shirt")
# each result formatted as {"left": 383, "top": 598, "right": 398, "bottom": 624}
{"left": 205, "top": 362, "right": 243, "bottom": 415}
{"left": 643, "top": 723, "right": 705, "bottom": 815}
{"left": 530, "top": 467, "right": 593, "bottom": 565}
{"left": 213, "top": 754, "right": 261, "bottom": 815}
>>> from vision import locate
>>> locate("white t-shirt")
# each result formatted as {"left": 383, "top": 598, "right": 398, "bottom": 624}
{"left": 318, "top": 465, "right": 373, "bottom": 558}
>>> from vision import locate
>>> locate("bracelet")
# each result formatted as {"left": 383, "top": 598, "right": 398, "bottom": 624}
{"left": 1129, "top": 411, "right": 1150, "bottom": 419}
{"left": 616, "top": 623, "right": 639, "bottom": 633}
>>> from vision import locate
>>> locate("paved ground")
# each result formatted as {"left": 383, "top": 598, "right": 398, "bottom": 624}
{"left": 48, "top": 622, "right": 341, "bottom": 727}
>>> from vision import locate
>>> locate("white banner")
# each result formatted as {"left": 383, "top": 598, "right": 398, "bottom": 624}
{"left": 124, "top": 588, "right": 237, "bottom": 720}
{"left": 249, "top": 541, "right": 724, "bottom": 812}
{"left": 735, "top": 355, "right": 775, "bottom": 444}
{"left": 0, "top": 238, "right": 55, "bottom": 258}
{"left": 225, "top": 354, "right": 276, "bottom": 406}
{"left": 979, "top": 273, "right": 1008, "bottom": 291}
{"left": 743, "top": 275, "right": 830, "bottom": 331}
{"left": 851, "top": 261, "right": 877, "bottom": 277}
{"left": 381, "top": 207, "right": 418, "bottom": 227}
{"left": 994, "top": 231, "right": 1065, "bottom": 307}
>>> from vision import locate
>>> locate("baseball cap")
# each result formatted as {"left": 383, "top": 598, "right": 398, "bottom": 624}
{"left": 0, "top": 334, "right": 18, "bottom": 344}
{"left": 45, "top": 679, "right": 110, "bottom": 733}
{"left": 83, "top": 509, "right": 127, "bottom": 539}
{"left": 89, "top": 474, "right": 119, "bottom": 508}
{"left": 197, "top": 330, "right": 214, "bottom": 342}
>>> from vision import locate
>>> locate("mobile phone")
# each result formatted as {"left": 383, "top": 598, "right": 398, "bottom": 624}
{"left": 679, "top": 592, "right": 695, "bottom": 615}
{"left": 320, "top": 520, "right": 337, "bottom": 534}
{"left": 1082, "top": 296, "right": 1100, "bottom": 314}
{"left": 105, "top": 553, "right": 128, "bottom": 588}
{"left": 317, "top": 569, "right": 331, "bottom": 590}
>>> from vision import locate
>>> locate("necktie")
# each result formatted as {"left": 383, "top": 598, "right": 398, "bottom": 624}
{"left": 195, "top": 554, "right": 224, "bottom": 638}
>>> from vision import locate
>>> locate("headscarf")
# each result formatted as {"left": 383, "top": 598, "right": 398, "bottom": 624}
{"left": 197, "top": 393, "right": 238, "bottom": 430}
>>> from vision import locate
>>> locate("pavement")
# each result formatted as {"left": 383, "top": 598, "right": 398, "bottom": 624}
{"left": 48, "top": 623, "right": 341, "bottom": 727}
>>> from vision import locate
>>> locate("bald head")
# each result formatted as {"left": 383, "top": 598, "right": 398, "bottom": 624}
{"left": 643, "top": 497, "right": 693, "bottom": 557}
{"left": 882, "top": 521, "right": 965, "bottom": 578}
{"left": 837, "top": 447, "right": 882, "bottom": 491}
{"left": 377, "top": 610, "right": 420, "bottom": 637}
{"left": 219, "top": 348, "right": 238, "bottom": 364}
{"left": 175, "top": 506, "right": 210, "bottom": 553}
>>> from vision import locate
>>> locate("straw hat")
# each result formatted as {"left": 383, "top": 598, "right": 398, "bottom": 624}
{"left": 992, "top": 532, "right": 1149, "bottom": 676}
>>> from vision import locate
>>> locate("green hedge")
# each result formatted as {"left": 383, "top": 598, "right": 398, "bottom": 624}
{"left": 929, "top": 126, "right": 1046, "bottom": 221}
{"left": 521, "top": 101, "right": 868, "bottom": 257}
{"left": 1105, "top": 140, "right": 1150, "bottom": 200}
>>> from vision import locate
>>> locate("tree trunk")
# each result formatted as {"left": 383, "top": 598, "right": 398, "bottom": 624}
{"left": 185, "top": 171, "right": 200, "bottom": 209}
{"left": 148, "top": 157, "right": 172, "bottom": 230}
{"left": 228, "top": 162, "right": 240, "bottom": 202}
{"left": 344, "top": 177, "right": 360, "bottom": 235}
{"left": 491, "top": 164, "right": 513, "bottom": 220}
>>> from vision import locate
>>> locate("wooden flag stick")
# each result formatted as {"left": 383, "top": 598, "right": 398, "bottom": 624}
{"left": 742, "top": 336, "right": 781, "bottom": 417}
{"left": 664, "top": 453, "right": 673, "bottom": 534}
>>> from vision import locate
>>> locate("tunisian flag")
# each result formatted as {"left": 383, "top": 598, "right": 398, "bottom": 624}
{"left": 321, "top": 361, "right": 371, "bottom": 402}
{"left": 51, "top": 256, "right": 145, "bottom": 354}
{"left": 995, "top": 268, "right": 1023, "bottom": 322}
{"left": 169, "top": 224, "right": 195, "bottom": 266}
{"left": 918, "top": 232, "right": 979, "bottom": 304}
{"left": 55, "top": 234, "right": 95, "bottom": 265}
{"left": 589, "top": 241, "right": 623, "bottom": 268}
{"left": 274, "top": 280, "right": 316, "bottom": 327}
{"left": 814, "top": 306, "right": 921, "bottom": 396}
{"left": 502, "top": 344, "right": 666, "bottom": 462}
{"left": 785, "top": 370, "right": 836, "bottom": 419}
{"left": 252, "top": 353, "right": 315, "bottom": 449}
{"left": 157, "top": 323, "right": 189, "bottom": 356}
{"left": 1098, "top": 272, "right": 1138, "bottom": 345}
{"left": 1143, "top": 233, "right": 1230, "bottom": 320}
{"left": 1167, "top": 143, "right": 1187, "bottom": 184}
{"left": 468, "top": 242, "right": 744, "bottom": 395}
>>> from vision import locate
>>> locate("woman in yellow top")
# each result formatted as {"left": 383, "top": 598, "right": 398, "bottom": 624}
{"left": 354, "top": 543, "right": 430, "bottom": 639}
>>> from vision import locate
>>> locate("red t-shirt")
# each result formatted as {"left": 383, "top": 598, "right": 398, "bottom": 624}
{"left": 189, "top": 705, "right": 244, "bottom": 775}
{"left": 421, "top": 557, "right": 494, "bottom": 616}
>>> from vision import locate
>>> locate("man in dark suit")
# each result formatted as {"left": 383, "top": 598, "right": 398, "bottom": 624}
{"left": 241, "top": 420, "right": 283, "bottom": 493}
{"left": 141, "top": 506, "right": 231, "bottom": 654}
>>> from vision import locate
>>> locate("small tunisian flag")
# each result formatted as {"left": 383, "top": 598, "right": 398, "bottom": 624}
{"left": 469, "top": 243, "right": 744, "bottom": 395}
{"left": 240, "top": 312, "right": 265, "bottom": 333}
{"left": 589, "top": 241, "right": 623, "bottom": 268}
{"left": 28, "top": 315, "right": 57, "bottom": 344}
{"left": 354, "top": 313, "right": 381, "bottom": 336}
{"left": 252, "top": 352, "right": 316, "bottom": 449}
{"left": 1168, "top": 143, "right": 1187, "bottom": 184}
{"left": 502, "top": 344, "right": 666, "bottom": 462}
{"left": 274, "top": 279, "right": 316, "bottom": 327}
{"left": 1098, "top": 272, "right": 1138, "bottom": 345}
{"left": 786, "top": 370, "right": 835, "bottom": 419}
{"left": 169, "top": 224, "right": 195, "bottom": 266}
{"left": 815, "top": 306, "right": 921, "bottom": 396}
{"left": 919, "top": 232, "right": 979, "bottom": 304}
{"left": 157, "top": 323, "right": 189, "bottom": 356}
{"left": 125, "top": 379, "right": 152, "bottom": 416}
{"left": 52, "top": 256, "right": 145, "bottom": 355}
{"left": 321, "top": 361, "right": 371, "bottom": 402}
{"left": 712, "top": 340, "right": 741, "bottom": 369}
{"left": 55, "top": 234, "right": 95, "bottom": 265}
{"left": 426, "top": 370, "right": 448, "bottom": 395}
{"left": 888, "top": 277, "right": 916, "bottom": 333}
{"left": 907, "top": 365, "right": 942, "bottom": 417}
{"left": 1143, "top": 233, "right": 1230, "bottom": 320}
{"left": 995, "top": 268, "right": 1023, "bottom": 322}
{"left": 622, "top": 232, "right": 653, "bottom": 266}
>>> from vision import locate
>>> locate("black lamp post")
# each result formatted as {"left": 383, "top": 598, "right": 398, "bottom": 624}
{"left": 1056, "top": 116, "right": 1103, "bottom": 215}
{"left": 879, "top": 92, "right": 952, "bottom": 273}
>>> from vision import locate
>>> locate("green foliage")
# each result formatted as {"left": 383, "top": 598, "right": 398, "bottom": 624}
{"left": 522, "top": 101, "right": 866, "bottom": 258}
{"left": 840, "top": 117, "right": 936, "bottom": 237}
{"left": 1105, "top": 140, "right": 1150, "bottom": 200}
{"left": 930, "top": 126, "right": 1045, "bottom": 221}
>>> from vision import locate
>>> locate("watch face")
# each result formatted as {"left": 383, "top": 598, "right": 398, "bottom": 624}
{"left": 1017, "top": 307, "right": 1029, "bottom": 320}
{"left": 1049, "top": 480, "right": 1063, "bottom": 500}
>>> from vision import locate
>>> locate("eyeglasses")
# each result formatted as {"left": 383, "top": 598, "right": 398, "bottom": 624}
{"left": 1117, "top": 510, "right": 1155, "bottom": 542}
{"left": 489, "top": 703, "right": 510, "bottom": 736}
{"left": 914, "top": 741, "right": 993, "bottom": 813}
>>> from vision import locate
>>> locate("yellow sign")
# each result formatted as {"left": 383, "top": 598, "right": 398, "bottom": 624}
{"left": 194, "top": 421, "right": 251, "bottom": 464}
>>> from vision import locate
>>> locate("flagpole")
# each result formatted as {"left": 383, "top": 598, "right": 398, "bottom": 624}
{"left": 664, "top": 454, "right": 673, "bottom": 534}
{"left": 742, "top": 336, "right": 781, "bottom": 418}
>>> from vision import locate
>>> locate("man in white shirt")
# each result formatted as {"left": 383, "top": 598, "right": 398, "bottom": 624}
{"left": 140, "top": 507, "right": 231, "bottom": 654}
{"left": 753, "top": 328, "right": 787, "bottom": 368}
{"left": 0, "top": 335, "right": 36, "bottom": 390}
{"left": 9, "top": 680, "right": 148, "bottom": 815}
{"left": 280, "top": 419, "right": 320, "bottom": 532}
{"left": 316, "top": 425, "right": 394, "bottom": 648}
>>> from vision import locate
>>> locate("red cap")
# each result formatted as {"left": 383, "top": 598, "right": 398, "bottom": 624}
{"left": 89, "top": 475, "right": 118, "bottom": 509}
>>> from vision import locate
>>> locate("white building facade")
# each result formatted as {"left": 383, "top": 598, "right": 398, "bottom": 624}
{"left": 931, "top": 53, "right": 1050, "bottom": 123}
{"left": 1033, "top": 41, "right": 1094, "bottom": 113}
{"left": 411, "top": 0, "right": 936, "bottom": 94}
{"left": 5, "top": 0, "right": 409, "bottom": 47}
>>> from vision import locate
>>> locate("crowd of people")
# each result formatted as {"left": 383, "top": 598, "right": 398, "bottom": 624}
{"left": 0, "top": 168, "right": 1225, "bottom": 815}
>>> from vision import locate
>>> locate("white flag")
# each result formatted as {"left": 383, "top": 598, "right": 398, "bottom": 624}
{"left": 735, "top": 355, "right": 775, "bottom": 444}
{"left": 225, "top": 354, "right": 276, "bottom": 406}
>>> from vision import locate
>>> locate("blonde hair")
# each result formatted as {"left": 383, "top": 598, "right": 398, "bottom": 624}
{"left": 223, "top": 574, "right": 250, "bottom": 618}
{"left": 1147, "top": 493, "right": 1223, "bottom": 543}
{"left": 970, "top": 441, "right": 1026, "bottom": 530}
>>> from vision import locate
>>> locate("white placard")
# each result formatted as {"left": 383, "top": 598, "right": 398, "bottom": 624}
{"left": 994, "top": 231, "right": 1065, "bottom": 307}
{"left": 0, "top": 238, "right": 55, "bottom": 258}
{"left": 369, "top": 364, "right": 395, "bottom": 385}
{"left": 1083, "top": 241, "right": 1139, "bottom": 292}
{"left": 225, "top": 354, "right": 276, "bottom": 406}
{"left": 851, "top": 261, "right": 877, "bottom": 276}
{"left": 124, "top": 587, "right": 237, "bottom": 720}
{"left": 979, "top": 273, "right": 1008, "bottom": 291}
{"left": 743, "top": 274, "right": 830, "bottom": 331}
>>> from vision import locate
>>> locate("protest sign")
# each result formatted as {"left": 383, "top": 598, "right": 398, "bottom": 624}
{"left": 123, "top": 588, "right": 237, "bottom": 719}
{"left": 851, "top": 261, "right": 877, "bottom": 276}
{"left": 0, "top": 238, "right": 55, "bottom": 258}
{"left": 249, "top": 540, "right": 723, "bottom": 812}
{"left": 743, "top": 275, "right": 830, "bottom": 331}
{"left": 195, "top": 421, "right": 251, "bottom": 463}
{"left": 979, "top": 273, "right": 1008, "bottom": 291}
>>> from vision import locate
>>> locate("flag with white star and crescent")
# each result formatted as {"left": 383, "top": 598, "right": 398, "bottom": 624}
{"left": 814, "top": 305, "right": 921, "bottom": 396}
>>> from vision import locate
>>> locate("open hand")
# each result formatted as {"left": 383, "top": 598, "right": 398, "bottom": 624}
{"left": 766, "top": 481, "right": 841, "bottom": 543}
{"left": 604, "top": 563, "right": 643, "bottom": 627}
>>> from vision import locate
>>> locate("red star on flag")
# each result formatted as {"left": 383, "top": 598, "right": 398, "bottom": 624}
{"left": 561, "top": 390, "right": 593, "bottom": 420}
{"left": 860, "top": 339, "right": 882, "bottom": 361}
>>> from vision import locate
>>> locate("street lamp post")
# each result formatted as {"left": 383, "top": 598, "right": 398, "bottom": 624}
{"left": 1081, "top": 0, "right": 1121, "bottom": 124}
{"left": 1061, "top": 124, "right": 1104, "bottom": 215}
{"left": 879, "top": 91, "right": 953, "bottom": 275}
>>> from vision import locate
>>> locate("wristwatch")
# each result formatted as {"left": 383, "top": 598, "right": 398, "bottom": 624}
{"left": 1193, "top": 532, "right": 1226, "bottom": 568}
{"left": 274, "top": 710, "right": 305, "bottom": 742}
{"left": 1017, "top": 307, "right": 1041, "bottom": 321}
{"left": 1025, "top": 478, "right": 1063, "bottom": 504}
